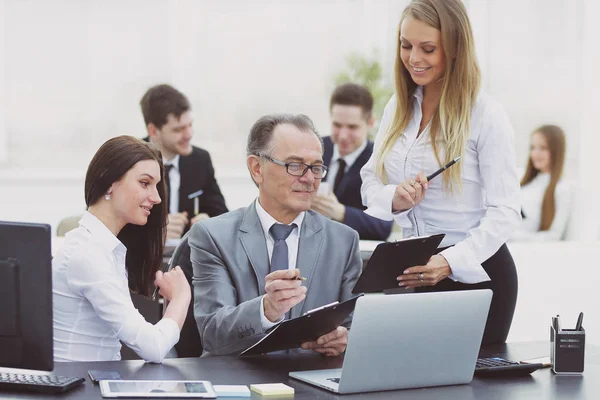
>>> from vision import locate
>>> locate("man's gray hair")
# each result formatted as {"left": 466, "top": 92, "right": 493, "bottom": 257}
{"left": 246, "top": 114, "right": 323, "bottom": 157}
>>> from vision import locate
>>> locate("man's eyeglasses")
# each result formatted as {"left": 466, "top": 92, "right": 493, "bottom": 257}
{"left": 263, "top": 156, "right": 328, "bottom": 179}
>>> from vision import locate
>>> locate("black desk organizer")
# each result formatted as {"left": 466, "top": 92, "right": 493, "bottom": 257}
{"left": 551, "top": 323, "right": 585, "bottom": 374}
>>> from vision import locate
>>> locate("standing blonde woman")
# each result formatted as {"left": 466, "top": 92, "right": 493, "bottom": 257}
{"left": 513, "top": 125, "right": 572, "bottom": 241}
{"left": 361, "top": 0, "right": 520, "bottom": 344}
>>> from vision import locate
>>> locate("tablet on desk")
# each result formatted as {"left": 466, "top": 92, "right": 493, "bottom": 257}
{"left": 99, "top": 380, "right": 216, "bottom": 398}
{"left": 352, "top": 234, "right": 445, "bottom": 293}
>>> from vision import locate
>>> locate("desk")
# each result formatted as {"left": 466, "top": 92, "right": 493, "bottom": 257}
{"left": 4, "top": 342, "right": 598, "bottom": 399}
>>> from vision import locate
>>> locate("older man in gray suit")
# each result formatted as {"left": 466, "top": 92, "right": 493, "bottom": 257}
{"left": 189, "top": 114, "right": 362, "bottom": 356}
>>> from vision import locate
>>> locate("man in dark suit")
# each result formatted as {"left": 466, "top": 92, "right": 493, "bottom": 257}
{"left": 311, "top": 83, "right": 393, "bottom": 241}
{"left": 140, "top": 84, "right": 228, "bottom": 238}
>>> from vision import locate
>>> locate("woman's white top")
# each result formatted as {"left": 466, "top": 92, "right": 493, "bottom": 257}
{"left": 512, "top": 173, "right": 573, "bottom": 241}
{"left": 360, "top": 88, "right": 521, "bottom": 284}
{"left": 53, "top": 211, "right": 179, "bottom": 362}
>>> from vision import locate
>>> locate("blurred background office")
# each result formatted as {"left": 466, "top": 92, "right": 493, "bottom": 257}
{"left": 0, "top": 0, "right": 599, "bottom": 343}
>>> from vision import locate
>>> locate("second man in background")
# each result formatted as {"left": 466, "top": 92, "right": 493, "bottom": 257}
{"left": 311, "top": 83, "right": 393, "bottom": 241}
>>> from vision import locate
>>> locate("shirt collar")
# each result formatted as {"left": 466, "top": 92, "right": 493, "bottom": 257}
{"left": 255, "top": 198, "right": 304, "bottom": 239}
{"left": 164, "top": 154, "right": 180, "bottom": 170}
{"left": 332, "top": 139, "right": 368, "bottom": 169}
{"left": 412, "top": 86, "right": 424, "bottom": 103}
{"left": 79, "top": 211, "right": 127, "bottom": 255}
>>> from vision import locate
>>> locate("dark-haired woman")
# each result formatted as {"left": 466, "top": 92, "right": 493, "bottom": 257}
{"left": 53, "top": 136, "right": 191, "bottom": 362}
{"left": 512, "top": 125, "right": 572, "bottom": 241}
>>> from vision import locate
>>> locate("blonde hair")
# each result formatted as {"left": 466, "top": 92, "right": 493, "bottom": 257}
{"left": 376, "top": 0, "right": 480, "bottom": 192}
{"left": 520, "top": 125, "right": 566, "bottom": 231}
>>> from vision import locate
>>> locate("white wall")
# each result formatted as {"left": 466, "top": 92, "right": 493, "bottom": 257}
{"left": 0, "top": 0, "right": 6, "bottom": 163}
{"left": 1, "top": 0, "right": 596, "bottom": 237}
{"left": 508, "top": 242, "right": 599, "bottom": 346}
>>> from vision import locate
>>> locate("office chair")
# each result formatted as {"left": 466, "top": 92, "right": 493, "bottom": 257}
{"left": 56, "top": 215, "right": 81, "bottom": 237}
{"left": 169, "top": 232, "right": 203, "bottom": 357}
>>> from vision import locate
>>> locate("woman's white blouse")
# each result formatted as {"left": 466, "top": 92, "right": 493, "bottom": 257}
{"left": 512, "top": 173, "right": 573, "bottom": 241}
{"left": 53, "top": 211, "right": 179, "bottom": 362}
{"left": 360, "top": 88, "right": 521, "bottom": 284}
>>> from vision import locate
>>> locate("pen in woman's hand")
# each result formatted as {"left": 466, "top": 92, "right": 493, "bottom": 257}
{"left": 426, "top": 157, "right": 461, "bottom": 181}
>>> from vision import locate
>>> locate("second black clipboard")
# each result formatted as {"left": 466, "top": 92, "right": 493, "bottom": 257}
{"left": 239, "top": 294, "right": 363, "bottom": 356}
{"left": 352, "top": 234, "right": 445, "bottom": 294}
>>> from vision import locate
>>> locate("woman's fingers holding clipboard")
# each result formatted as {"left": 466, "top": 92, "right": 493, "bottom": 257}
{"left": 397, "top": 255, "right": 451, "bottom": 288}
{"left": 392, "top": 172, "right": 428, "bottom": 213}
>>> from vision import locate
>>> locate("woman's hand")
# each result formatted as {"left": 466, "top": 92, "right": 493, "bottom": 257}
{"left": 397, "top": 254, "right": 451, "bottom": 288}
{"left": 154, "top": 266, "right": 191, "bottom": 303}
{"left": 391, "top": 172, "right": 429, "bottom": 213}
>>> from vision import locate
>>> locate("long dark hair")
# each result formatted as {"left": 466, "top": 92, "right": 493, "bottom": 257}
{"left": 520, "top": 125, "right": 566, "bottom": 231}
{"left": 85, "top": 135, "right": 168, "bottom": 296}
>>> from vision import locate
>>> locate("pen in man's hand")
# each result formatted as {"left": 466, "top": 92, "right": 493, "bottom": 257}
{"left": 295, "top": 276, "right": 307, "bottom": 281}
{"left": 426, "top": 156, "right": 461, "bottom": 181}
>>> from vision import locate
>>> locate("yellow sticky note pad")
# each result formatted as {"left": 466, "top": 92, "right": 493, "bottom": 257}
{"left": 250, "top": 383, "right": 294, "bottom": 396}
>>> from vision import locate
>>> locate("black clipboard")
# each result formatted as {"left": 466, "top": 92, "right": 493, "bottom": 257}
{"left": 352, "top": 234, "right": 445, "bottom": 294}
{"left": 239, "top": 294, "right": 363, "bottom": 356}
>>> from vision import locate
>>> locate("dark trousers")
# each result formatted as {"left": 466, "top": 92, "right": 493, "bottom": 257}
{"left": 416, "top": 244, "right": 518, "bottom": 345}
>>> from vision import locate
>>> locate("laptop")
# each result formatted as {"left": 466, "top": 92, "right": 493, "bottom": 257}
{"left": 289, "top": 289, "right": 492, "bottom": 394}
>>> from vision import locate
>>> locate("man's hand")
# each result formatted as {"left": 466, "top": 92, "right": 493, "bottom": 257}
{"left": 263, "top": 269, "right": 307, "bottom": 322}
{"left": 301, "top": 326, "right": 348, "bottom": 356}
{"left": 190, "top": 213, "right": 210, "bottom": 225}
{"left": 166, "top": 212, "right": 189, "bottom": 239}
{"left": 311, "top": 193, "right": 346, "bottom": 222}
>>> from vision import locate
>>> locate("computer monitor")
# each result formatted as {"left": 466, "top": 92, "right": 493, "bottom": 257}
{"left": 0, "top": 221, "right": 53, "bottom": 371}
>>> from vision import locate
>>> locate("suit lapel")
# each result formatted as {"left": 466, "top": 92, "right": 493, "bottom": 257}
{"left": 293, "top": 211, "right": 324, "bottom": 318}
{"left": 239, "top": 203, "right": 270, "bottom": 296}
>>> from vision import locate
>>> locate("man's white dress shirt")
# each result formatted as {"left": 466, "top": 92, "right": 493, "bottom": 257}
{"left": 254, "top": 199, "right": 304, "bottom": 329}
{"left": 165, "top": 154, "right": 181, "bottom": 214}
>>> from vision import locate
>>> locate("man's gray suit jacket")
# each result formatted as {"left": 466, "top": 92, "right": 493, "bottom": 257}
{"left": 188, "top": 202, "right": 363, "bottom": 356}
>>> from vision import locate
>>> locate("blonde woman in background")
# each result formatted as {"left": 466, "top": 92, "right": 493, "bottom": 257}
{"left": 512, "top": 125, "right": 572, "bottom": 241}
{"left": 360, "top": 0, "right": 520, "bottom": 344}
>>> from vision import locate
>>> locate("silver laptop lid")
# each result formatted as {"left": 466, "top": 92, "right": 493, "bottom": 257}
{"left": 338, "top": 290, "right": 492, "bottom": 394}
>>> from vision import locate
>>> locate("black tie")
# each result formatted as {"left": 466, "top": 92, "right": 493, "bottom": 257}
{"left": 333, "top": 158, "right": 347, "bottom": 193}
{"left": 164, "top": 164, "right": 173, "bottom": 210}
{"left": 269, "top": 223, "right": 297, "bottom": 272}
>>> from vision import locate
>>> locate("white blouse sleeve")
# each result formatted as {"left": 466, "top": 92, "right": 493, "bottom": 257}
{"left": 440, "top": 98, "right": 521, "bottom": 283}
{"left": 66, "top": 247, "right": 179, "bottom": 363}
{"left": 360, "top": 95, "right": 413, "bottom": 228}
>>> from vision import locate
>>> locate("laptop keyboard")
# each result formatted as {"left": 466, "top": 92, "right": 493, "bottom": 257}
{"left": 475, "top": 357, "right": 543, "bottom": 377}
{"left": 326, "top": 377, "right": 340, "bottom": 384}
{"left": 0, "top": 372, "right": 85, "bottom": 394}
